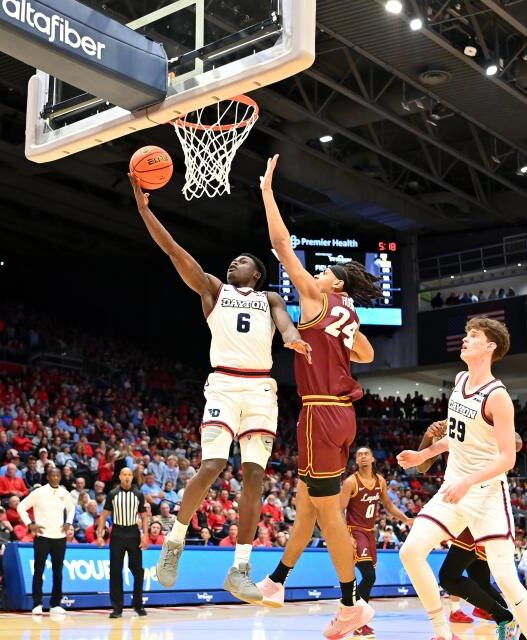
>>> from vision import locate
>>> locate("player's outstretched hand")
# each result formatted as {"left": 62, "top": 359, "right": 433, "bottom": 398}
{"left": 396, "top": 449, "right": 422, "bottom": 469}
{"left": 426, "top": 420, "right": 447, "bottom": 440}
{"left": 284, "top": 338, "right": 312, "bottom": 364}
{"left": 260, "top": 154, "right": 279, "bottom": 192}
{"left": 128, "top": 173, "right": 150, "bottom": 208}
{"left": 440, "top": 479, "right": 469, "bottom": 504}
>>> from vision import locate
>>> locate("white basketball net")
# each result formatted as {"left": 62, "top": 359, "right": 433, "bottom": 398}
{"left": 172, "top": 95, "right": 259, "bottom": 200}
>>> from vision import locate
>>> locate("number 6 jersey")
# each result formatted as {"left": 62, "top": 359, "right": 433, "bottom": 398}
{"left": 207, "top": 285, "right": 275, "bottom": 371}
{"left": 444, "top": 372, "right": 507, "bottom": 484}
{"left": 295, "top": 292, "right": 363, "bottom": 400}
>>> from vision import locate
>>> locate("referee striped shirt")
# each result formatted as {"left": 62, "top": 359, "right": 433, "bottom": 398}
{"left": 104, "top": 487, "right": 146, "bottom": 527}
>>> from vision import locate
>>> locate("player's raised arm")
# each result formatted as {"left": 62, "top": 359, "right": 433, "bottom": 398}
{"left": 267, "top": 292, "right": 312, "bottom": 363}
{"left": 397, "top": 436, "right": 449, "bottom": 469}
{"left": 260, "top": 155, "right": 321, "bottom": 307}
{"left": 415, "top": 420, "right": 446, "bottom": 473}
{"left": 129, "top": 174, "right": 220, "bottom": 306}
{"left": 349, "top": 332, "right": 374, "bottom": 364}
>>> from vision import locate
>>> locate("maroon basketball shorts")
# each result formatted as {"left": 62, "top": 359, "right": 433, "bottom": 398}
{"left": 349, "top": 526, "right": 377, "bottom": 567}
{"left": 297, "top": 398, "right": 356, "bottom": 479}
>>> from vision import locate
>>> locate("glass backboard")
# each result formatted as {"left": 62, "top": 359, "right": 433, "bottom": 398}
{"left": 25, "top": 0, "right": 315, "bottom": 163}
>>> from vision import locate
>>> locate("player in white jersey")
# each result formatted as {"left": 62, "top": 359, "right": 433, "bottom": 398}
{"left": 129, "top": 175, "right": 311, "bottom": 603}
{"left": 397, "top": 316, "right": 526, "bottom": 640}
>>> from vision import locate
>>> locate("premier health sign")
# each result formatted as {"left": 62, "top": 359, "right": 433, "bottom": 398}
{"left": 4, "top": 543, "right": 447, "bottom": 610}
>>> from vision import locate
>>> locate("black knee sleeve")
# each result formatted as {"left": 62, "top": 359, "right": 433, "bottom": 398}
{"left": 299, "top": 474, "right": 341, "bottom": 497}
{"left": 357, "top": 561, "right": 376, "bottom": 602}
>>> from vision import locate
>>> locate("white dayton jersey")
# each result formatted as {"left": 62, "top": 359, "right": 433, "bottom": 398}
{"left": 445, "top": 371, "right": 507, "bottom": 485}
{"left": 207, "top": 285, "right": 275, "bottom": 371}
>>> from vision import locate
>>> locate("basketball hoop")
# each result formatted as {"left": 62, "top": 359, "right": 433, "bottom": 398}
{"left": 171, "top": 95, "right": 259, "bottom": 200}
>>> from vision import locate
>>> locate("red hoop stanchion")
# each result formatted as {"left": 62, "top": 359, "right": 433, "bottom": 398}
{"left": 171, "top": 95, "right": 259, "bottom": 200}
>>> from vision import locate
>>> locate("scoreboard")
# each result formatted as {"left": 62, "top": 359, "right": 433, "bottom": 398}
{"left": 270, "top": 234, "right": 402, "bottom": 326}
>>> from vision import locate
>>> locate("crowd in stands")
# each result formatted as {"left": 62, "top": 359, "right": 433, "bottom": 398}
{"left": 0, "top": 301, "right": 527, "bottom": 562}
{"left": 427, "top": 286, "right": 517, "bottom": 309}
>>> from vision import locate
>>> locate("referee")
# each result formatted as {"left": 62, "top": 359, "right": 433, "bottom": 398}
{"left": 17, "top": 466, "right": 74, "bottom": 615}
{"left": 97, "top": 467, "right": 149, "bottom": 618}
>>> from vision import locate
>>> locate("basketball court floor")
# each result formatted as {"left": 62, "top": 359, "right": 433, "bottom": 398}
{"left": 0, "top": 599, "right": 503, "bottom": 640}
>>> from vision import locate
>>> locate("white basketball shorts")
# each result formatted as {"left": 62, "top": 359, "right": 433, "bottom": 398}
{"left": 417, "top": 478, "right": 514, "bottom": 545}
{"left": 200, "top": 372, "right": 278, "bottom": 468}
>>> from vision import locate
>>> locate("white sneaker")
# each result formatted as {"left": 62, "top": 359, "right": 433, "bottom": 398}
{"left": 32, "top": 605, "right": 43, "bottom": 614}
{"left": 50, "top": 606, "right": 67, "bottom": 615}
{"left": 255, "top": 576, "right": 285, "bottom": 608}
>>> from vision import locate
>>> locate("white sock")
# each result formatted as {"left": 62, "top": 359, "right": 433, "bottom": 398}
{"left": 429, "top": 608, "right": 452, "bottom": 640}
{"left": 168, "top": 519, "right": 188, "bottom": 544}
{"left": 233, "top": 544, "right": 252, "bottom": 569}
{"left": 450, "top": 599, "right": 460, "bottom": 613}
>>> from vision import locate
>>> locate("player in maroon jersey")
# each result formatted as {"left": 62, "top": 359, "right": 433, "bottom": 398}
{"left": 341, "top": 447, "right": 413, "bottom": 636}
{"left": 257, "top": 155, "right": 381, "bottom": 638}
{"left": 417, "top": 422, "right": 524, "bottom": 638}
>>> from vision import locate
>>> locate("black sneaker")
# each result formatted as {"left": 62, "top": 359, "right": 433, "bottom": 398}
{"left": 134, "top": 607, "right": 148, "bottom": 617}
{"left": 109, "top": 610, "right": 122, "bottom": 619}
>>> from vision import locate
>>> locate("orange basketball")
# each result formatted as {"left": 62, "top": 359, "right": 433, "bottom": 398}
{"left": 129, "top": 145, "right": 173, "bottom": 190}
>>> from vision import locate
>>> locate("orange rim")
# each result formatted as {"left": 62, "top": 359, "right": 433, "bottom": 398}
{"left": 172, "top": 95, "right": 259, "bottom": 132}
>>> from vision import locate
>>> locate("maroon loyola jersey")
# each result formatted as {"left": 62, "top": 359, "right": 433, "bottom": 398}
{"left": 295, "top": 292, "right": 363, "bottom": 400}
{"left": 346, "top": 473, "right": 382, "bottom": 530}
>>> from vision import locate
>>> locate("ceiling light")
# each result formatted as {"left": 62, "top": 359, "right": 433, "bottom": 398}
{"left": 519, "top": 164, "right": 527, "bottom": 175}
{"left": 410, "top": 18, "right": 422, "bottom": 31}
{"left": 319, "top": 135, "right": 333, "bottom": 143}
{"left": 385, "top": 1, "right": 403, "bottom": 14}
{"left": 485, "top": 62, "right": 498, "bottom": 76}
{"left": 518, "top": 263, "right": 522, "bottom": 267}
{"left": 464, "top": 45, "right": 477, "bottom": 57}
{"left": 450, "top": 275, "right": 455, "bottom": 279}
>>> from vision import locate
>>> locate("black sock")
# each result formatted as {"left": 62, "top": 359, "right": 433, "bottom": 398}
{"left": 340, "top": 579, "right": 357, "bottom": 606}
{"left": 269, "top": 561, "right": 293, "bottom": 585}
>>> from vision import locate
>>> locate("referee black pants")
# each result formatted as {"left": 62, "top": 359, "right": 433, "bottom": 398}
{"left": 109, "top": 527, "right": 144, "bottom": 612}
{"left": 32, "top": 536, "right": 67, "bottom": 608}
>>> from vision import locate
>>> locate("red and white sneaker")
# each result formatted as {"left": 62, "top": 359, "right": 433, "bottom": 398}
{"left": 472, "top": 607, "right": 493, "bottom": 620}
{"left": 323, "top": 599, "right": 374, "bottom": 639}
{"left": 354, "top": 623, "right": 375, "bottom": 636}
{"left": 449, "top": 610, "right": 474, "bottom": 623}
{"left": 255, "top": 576, "right": 285, "bottom": 608}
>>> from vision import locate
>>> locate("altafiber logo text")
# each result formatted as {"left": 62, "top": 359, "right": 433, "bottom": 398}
{"left": 2, "top": 0, "right": 106, "bottom": 59}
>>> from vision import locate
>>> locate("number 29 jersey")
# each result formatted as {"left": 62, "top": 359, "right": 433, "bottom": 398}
{"left": 444, "top": 372, "right": 507, "bottom": 484}
{"left": 294, "top": 292, "right": 363, "bottom": 399}
{"left": 207, "top": 285, "right": 275, "bottom": 371}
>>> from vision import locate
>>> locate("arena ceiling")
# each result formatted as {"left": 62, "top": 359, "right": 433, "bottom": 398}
{"left": 0, "top": 0, "right": 526, "bottom": 256}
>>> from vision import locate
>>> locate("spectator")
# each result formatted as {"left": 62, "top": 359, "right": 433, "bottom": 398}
{"left": 498, "top": 288, "right": 506, "bottom": 298}
{"left": 229, "top": 470, "right": 243, "bottom": 494}
{"left": 459, "top": 292, "right": 471, "bottom": 304}
{"left": 162, "top": 480, "right": 179, "bottom": 506}
{"left": 218, "top": 489, "right": 233, "bottom": 512}
{"left": 154, "top": 501, "right": 176, "bottom": 533}
{"left": 274, "top": 530, "right": 288, "bottom": 548}
{"left": 147, "top": 522, "right": 165, "bottom": 546}
{"left": 61, "top": 466, "right": 75, "bottom": 491}
{"left": 65, "top": 524, "right": 78, "bottom": 544}
{"left": 55, "top": 445, "right": 76, "bottom": 469}
{"left": 140, "top": 472, "right": 164, "bottom": 515}
{"left": 70, "top": 477, "right": 87, "bottom": 505}
{"left": 445, "top": 292, "right": 459, "bottom": 305}
{"left": 219, "top": 524, "right": 239, "bottom": 547}
{"left": 284, "top": 495, "right": 296, "bottom": 524}
{"left": 478, "top": 290, "right": 486, "bottom": 301}
{"left": 200, "top": 527, "right": 214, "bottom": 546}
{"left": 148, "top": 452, "right": 167, "bottom": 488}
{"left": 35, "top": 449, "right": 51, "bottom": 474}
{"left": 0, "top": 451, "right": 23, "bottom": 477}
{"left": 430, "top": 292, "right": 443, "bottom": 309}
{"left": 6, "top": 495, "right": 23, "bottom": 526}
{"left": 164, "top": 455, "right": 179, "bottom": 487}
{"left": 378, "top": 531, "right": 398, "bottom": 550}
{"left": 469, "top": 291, "right": 478, "bottom": 303}
{"left": 22, "top": 456, "right": 42, "bottom": 489}
{"left": 207, "top": 503, "right": 226, "bottom": 535}
{"left": 258, "top": 511, "right": 276, "bottom": 541}
{"left": 253, "top": 527, "right": 272, "bottom": 548}
{"left": 0, "top": 463, "right": 29, "bottom": 499}
{"left": 488, "top": 288, "right": 497, "bottom": 300}
{"left": 507, "top": 287, "right": 516, "bottom": 297}
{"left": 177, "top": 458, "right": 196, "bottom": 490}
{"left": 261, "top": 494, "right": 283, "bottom": 523}
{"left": 77, "top": 500, "right": 98, "bottom": 536}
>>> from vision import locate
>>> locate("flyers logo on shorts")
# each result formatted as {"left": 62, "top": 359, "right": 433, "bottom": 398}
{"left": 208, "top": 408, "right": 220, "bottom": 417}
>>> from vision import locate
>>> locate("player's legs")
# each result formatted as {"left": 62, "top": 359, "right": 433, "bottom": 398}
{"left": 439, "top": 545, "right": 512, "bottom": 624}
{"left": 485, "top": 539, "right": 527, "bottom": 634}
{"left": 256, "top": 479, "right": 316, "bottom": 607}
{"left": 352, "top": 529, "right": 377, "bottom": 602}
{"left": 356, "top": 561, "right": 376, "bottom": 603}
{"left": 467, "top": 558, "right": 508, "bottom": 610}
{"left": 400, "top": 513, "right": 464, "bottom": 640}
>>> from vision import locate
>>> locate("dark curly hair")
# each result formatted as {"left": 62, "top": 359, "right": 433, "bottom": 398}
{"left": 329, "top": 261, "right": 382, "bottom": 307}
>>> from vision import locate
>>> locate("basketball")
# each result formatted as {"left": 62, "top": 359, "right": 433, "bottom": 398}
{"left": 129, "top": 146, "right": 173, "bottom": 190}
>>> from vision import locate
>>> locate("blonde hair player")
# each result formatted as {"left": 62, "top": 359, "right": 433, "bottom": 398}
{"left": 397, "top": 316, "right": 525, "bottom": 640}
